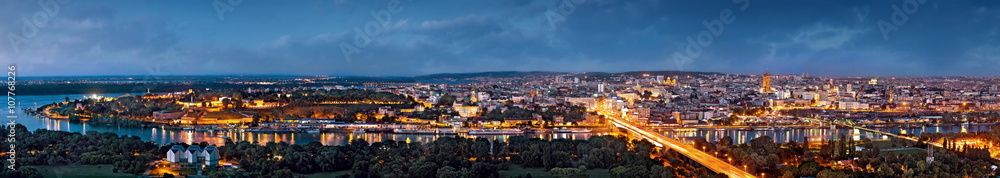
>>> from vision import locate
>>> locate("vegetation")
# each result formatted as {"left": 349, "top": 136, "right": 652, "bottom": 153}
{"left": 0, "top": 124, "right": 159, "bottom": 177}
{"left": 693, "top": 134, "right": 998, "bottom": 177}
{"left": 28, "top": 164, "right": 136, "bottom": 178}
{"left": 213, "top": 135, "right": 719, "bottom": 178}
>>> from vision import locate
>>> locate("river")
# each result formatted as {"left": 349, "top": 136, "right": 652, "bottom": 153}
{"left": 11, "top": 93, "right": 987, "bottom": 146}
{"left": 661, "top": 124, "right": 991, "bottom": 145}
{"left": 9, "top": 93, "right": 598, "bottom": 146}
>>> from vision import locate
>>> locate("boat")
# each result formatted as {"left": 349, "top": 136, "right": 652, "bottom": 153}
{"left": 553, "top": 127, "right": 592, "bottom": 133}
{"left": 352, "top": 128, "right": 366, "bottom": 134}
{"left": 306, "top": 129, "right": 321, "bottom": 133}
{"left": 435, "top": 129, "right": 458, "bottom": 135}
{"left": 394, "top": 129, "right": 436, "bottom": 134}
{"left": 365, "top": 128, "right": 394, "bottom": 133}
{"left": 468, "top": 129, "right": 524, "bottom": 135}
{"left": 394, "top": 129, "right": 459, "bottom": 135}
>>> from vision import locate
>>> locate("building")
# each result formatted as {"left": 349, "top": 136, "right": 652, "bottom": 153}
{"left": 565, "top": 97, "right": 597, "bottom": 110}
{"left": 453, "top": 104, "right": 481, "bottom": 117}
{"left": 166, "top": 145, "right": 220, "bottom": 166}
{"left": 761, "top": 73, "right": 773, "bottom": 93}
{"left": 152, "top": 111, "right": 184, "bottom": 122}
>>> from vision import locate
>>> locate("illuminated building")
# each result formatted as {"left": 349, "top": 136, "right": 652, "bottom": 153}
{"left": 869, "top": 77, "right": 878, "bottom": 85}
{"left": 761, "top": 73, "right": 772, "bottom": 93}
{"left": 453, "top": 103, "right": 481, "bottom": 117}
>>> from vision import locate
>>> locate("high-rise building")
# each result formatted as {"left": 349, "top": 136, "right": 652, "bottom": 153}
{"left": 656, "top": 75, "right": 665, "bottom": 83}
{"left": 598, "top": 83, "right": 605, "bottom": 93}
{"left": 991, "top": 85, "right": 998, "bottom": 93}
{"left": 761, "top": 73, "right": 773, "bottom": 93}
{"left": 846, "top": 84, "right": 853, "bottom": 93}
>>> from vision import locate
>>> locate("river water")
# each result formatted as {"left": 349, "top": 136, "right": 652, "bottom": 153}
{"left": 660, "top": 124, "right": 990, "bottom": 145}
{"left": 9, "top": 93, "right": 989, "bottom": 146}
{"left": 8, "top": 93, "right": 597, "bottom": 146}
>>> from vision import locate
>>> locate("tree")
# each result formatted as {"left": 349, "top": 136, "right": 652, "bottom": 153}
{"left": 436, "top": 166, "right": 471, "bottom": 178}
{"left": 796, "top": 161, "right": 821, "bottom": 177}
{"left": 208, "top": 172, "right": 227, "bottom": 178}
{"left": 550, "top": 167, "right": 584, "bottom": 178}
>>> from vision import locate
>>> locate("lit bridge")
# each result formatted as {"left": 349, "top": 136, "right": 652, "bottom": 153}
{"left": 804, "top": 118, "right": 943, "bottom": 148}
{"left": 601, "top": 111, "right": 758, "bottom": 178}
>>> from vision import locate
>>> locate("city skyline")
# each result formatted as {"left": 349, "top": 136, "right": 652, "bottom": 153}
{"left": 4, "top": 0, "right": 1000, "bottom": 77}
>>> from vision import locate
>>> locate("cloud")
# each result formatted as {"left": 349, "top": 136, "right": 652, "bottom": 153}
{"left": 3, "top": 0, "right": 1000, "bottom": 77}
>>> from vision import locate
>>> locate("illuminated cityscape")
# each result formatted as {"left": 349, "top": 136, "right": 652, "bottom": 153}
{"left": 4, "top": 0, "right": 1000, "bottom": 178}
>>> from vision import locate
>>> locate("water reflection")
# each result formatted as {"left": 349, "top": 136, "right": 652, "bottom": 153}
{"left": 12, "top": 94, "right": 597, "bottom": 146}
{"left": 661, "top": 124, "right": 992, "bottom": 144}
{"left": 12, "top": 93, "right": 989, "bottom": 146}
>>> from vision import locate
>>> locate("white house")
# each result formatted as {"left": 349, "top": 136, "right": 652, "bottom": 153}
{"left": 166, "top": 145, "right": 220, "bottom": 166}
{"left": 166, "top": 145, "right": 186, "bottom": 163}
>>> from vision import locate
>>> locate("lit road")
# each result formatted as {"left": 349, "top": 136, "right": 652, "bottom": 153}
{"left": 600, "top": 111, "right": 758, "bottom": 178}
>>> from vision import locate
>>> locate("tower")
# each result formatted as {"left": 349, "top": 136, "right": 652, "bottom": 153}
{"left": 470, "top": 89, "right": 479, "bottom": 102}
{"left": 761, "top": 73, "right": 773, "bottom": 93}
{"left": 887, "top": 86, "right": 894, "bottom": 103}
{"left": 926, "top": 143, "right": 934, "bottom": 164}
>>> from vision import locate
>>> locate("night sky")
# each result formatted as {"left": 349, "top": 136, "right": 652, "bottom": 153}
{"left": 2, "top": 0, "right": 1000, "bottom": 77}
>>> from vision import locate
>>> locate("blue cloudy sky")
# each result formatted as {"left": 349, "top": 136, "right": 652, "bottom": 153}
{"left": 2, "top": 0, "right": 999, "bottom": 77}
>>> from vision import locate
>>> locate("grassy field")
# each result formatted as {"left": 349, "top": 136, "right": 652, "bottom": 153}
{"left": 303, "top": 170, "right": 352, "bottom": 178}
{"left": 881, "top": 148, "right": 926, "bottom": 155}
{"left": 499, "top": 165, "right": 611, "bottom": 178}
{"left": 29, "top": 164, "right": 137, "bottom": 178}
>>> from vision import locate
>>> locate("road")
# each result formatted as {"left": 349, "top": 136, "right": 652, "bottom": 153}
{"left": 601, "top": 111, "right": 758, "bottom": 178}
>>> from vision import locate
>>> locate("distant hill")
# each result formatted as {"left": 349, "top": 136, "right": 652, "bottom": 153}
{"left": 617, "top": 71, "right": 728, "bottom": 77}
{"left": 414, "top": 71, "right": 567, "bottom": 80}
{"left": 414, "top": 70, "right": 728, "bottom": 80}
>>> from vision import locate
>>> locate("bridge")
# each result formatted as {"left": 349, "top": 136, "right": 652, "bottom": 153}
{"left": 804, "top": 118, "right": 942, "bottom": 148}
{"left": 600, "top": 111, "right": 758, "bottom": 178}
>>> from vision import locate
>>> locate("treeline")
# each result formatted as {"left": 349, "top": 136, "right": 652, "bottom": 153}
{"left": 481, "top": 105, "right": 588, "bottom": 122}
{"left": 15, "top": 76, "right": 417, "bottom": 95}
{"left": 285, "top": 89, "right": 416, "bottom": 104}
{"left": 45, "top": 95, "right": 182, "bottom": 121}
{"left": 208, "top": 135, "right": 720, "bottom": 178}
{"left": 0, "top": 124, "right": 159, "bottom": 177}
{"left": 81, "top": 116, "right": 151, "bottom": 127}
{"left": 694, "top": 135, "right": 997, "bottom": 178}
{"left": 16, "top": 83, "right": 257, "bottom": 95}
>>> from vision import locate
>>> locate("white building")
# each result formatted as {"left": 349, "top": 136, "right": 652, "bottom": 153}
{"left": 167, "top": 145, "right": 220, "bottom": 166}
